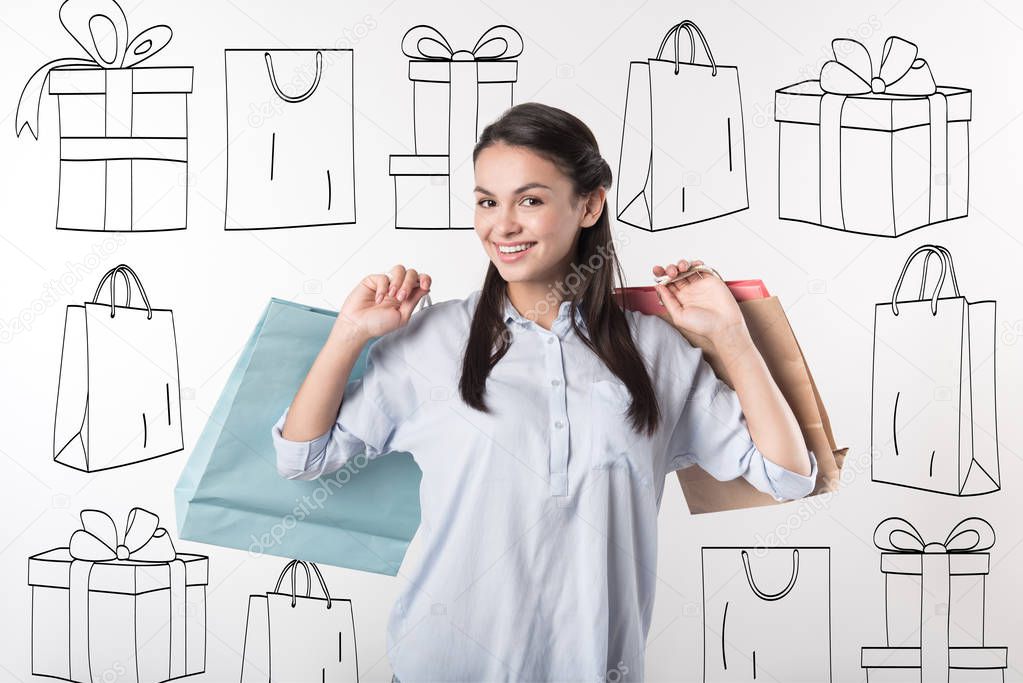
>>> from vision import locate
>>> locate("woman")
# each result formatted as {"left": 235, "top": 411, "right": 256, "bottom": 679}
{"left": 273, "top": 102, "right": 816, "bottom": 682}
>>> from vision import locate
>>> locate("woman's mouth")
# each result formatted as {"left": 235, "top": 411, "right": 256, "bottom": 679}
{"left": 495, "top": 241, "right": 537, "bottom": 263}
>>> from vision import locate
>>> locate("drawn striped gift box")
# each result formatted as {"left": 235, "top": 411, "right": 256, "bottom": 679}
{"left": 48, "top": 65, "right": 193, "bottom": 232}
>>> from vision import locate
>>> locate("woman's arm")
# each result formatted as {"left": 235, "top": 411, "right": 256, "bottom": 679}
{"left": 281, "top": 320, "right": 371, "bottom": 441}
{"left": 281, "top": 265, "right": 431, "bottom": 442}
{"left": 654, "top": 259, "right": 811, "bottom": 477}
{"left": 704, "top": 322, "right": 810, "bottom": 476}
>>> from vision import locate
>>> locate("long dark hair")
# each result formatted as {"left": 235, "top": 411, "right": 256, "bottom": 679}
{"left": 458, "top": 102, "right": 660, "bottom": 437}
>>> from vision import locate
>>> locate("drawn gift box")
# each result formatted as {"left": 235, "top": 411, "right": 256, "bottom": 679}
{"left": 775, "top": 36, "right": 970, "bottom": 237}
{"left": 28, "top": 508, "right": 207, "bottom": 683}
{"left": 862, "top": 646, "right": 1007, "bottom": 682}
{"left": 389, "top": 155, "right": 451, "bottom": 229}
{"left": 16, "top": 0, "right": 193, "bottom": 232}
{"left": 389, "top": 25, "right": 520, "bottom": 229}
{"left": 861, "top": 517, "right": 1008, "bottom": 682}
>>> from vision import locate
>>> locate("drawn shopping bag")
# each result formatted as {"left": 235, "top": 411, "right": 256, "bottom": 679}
{"left": 702, "top": 547, "right": 832, "bottom": 682}
{"left": 54, "top": 265, "right": 182, "bottom": 471}
{"left": 175, "top": 297, "right": 427, "bottom": 576}
{"left": 617, "top": 20, "right": 748, "bottom": 231}
{"left": 871, "top": 245, "right": 999, "bottom": 496}
{"left": 241, "top": 560, "right": 358, "bottom": 683}
{"left": 225, "top": 49, "right": 356, "bottom": 229}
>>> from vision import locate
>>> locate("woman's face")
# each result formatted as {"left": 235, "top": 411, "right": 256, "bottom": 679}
{"left": 473, "top": 141, "right": 601, "bottom": 286}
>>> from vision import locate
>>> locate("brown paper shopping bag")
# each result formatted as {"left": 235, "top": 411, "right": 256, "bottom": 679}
{"left": 617, "top": 282, "right": 847, "bottom": 513}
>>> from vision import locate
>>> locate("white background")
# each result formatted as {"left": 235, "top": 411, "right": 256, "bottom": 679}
{"left": 1, "top": 0, "right": 1021, "bottom": 681}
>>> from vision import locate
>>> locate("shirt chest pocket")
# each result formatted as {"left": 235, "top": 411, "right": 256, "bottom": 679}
{"left": 587, "top": 379, "right": 655, "bottom": 477}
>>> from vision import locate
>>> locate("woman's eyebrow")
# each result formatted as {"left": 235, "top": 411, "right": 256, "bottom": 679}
{"left": 474, "top": 182, "right": 552, "bottom": 195}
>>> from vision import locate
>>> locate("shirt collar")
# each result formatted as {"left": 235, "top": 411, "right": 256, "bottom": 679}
{"left": 501, "top": 291, "right": 587, "bottom": 335}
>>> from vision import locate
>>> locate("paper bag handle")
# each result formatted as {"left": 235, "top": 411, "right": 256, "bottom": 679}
{"left": 741, "top": 549, "right": 799, "bottom": 601}
{"left": 275, "top": 559, "right": 334, "bottom": 609}
{"left": 890, "top": 245, "right": 961, "bottom": 316}
{"left": 92, "top": 264, "right": 152, "bottom": 320}
{"left": 92, "top": 266, "right": 132, "bottom": 308}
{"left": 917, "top": 245, "right": 960, "bottom": 300}
{"left": 656, "top": 20, "right": 717, "bottom": 76}
{"left": 264, "top": 51, "right": 323, "bottom": 103}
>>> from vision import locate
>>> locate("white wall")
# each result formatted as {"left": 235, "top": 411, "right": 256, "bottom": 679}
{"left": 1, "top": 0, "right": 1021, "bottom": 681}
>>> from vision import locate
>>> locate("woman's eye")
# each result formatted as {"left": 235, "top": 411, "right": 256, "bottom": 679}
{"left": 477, "top": 198, "right": 496, "bottom": 208}
{"left": 521, "top": 196, "right": 542, "bottom": 207}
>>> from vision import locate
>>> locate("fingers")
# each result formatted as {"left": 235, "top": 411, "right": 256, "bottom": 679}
{"left": 373, "top": 266, "right": 431, "bottom": 309}
{"left": 654, "top": 282, "right": 685, "bottom": 322}
{"left": 386, "top": 264, "right": 406, "bottom": 299}
{"left": 399, "top": 282, "right": 431, "bottom": 320}
{"left": 652, "top": 257, "right": 706, "bottom": 282}
{"left": 667, "top": 260, "right": 687, "bottom": 278}
{"left": 395, "top": 268, "right": 421, "bottom": 302}
{"left": 363, "top": 274, "right": 391, "bottom": 304}
{"left": 397, "top": 275, "right": 432, "bottom": 319}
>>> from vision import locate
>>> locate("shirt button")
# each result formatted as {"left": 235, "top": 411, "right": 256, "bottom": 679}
{"left": 554, "top": 420, "right": 564, "bottom": 429}
{"left": 551, "top": 379, "right": 561, "bottom": 387}
{"left": 546, "top": 337, "right": 555, "bottom": 344}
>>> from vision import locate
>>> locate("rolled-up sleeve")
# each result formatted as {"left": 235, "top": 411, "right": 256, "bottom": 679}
{"left": 273, "top": 332, "right": 414, "bottom": 481}
{"left": 665, "top": 347, "right": 818, "bottom": 502}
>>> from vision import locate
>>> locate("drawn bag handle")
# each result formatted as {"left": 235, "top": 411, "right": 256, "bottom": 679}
{"left": 917, "top": 244, "right": 961, "bottom": 301}
{"left": 264, "top": 50, "right": 323, "bottom": 103}
{"left": 741, "top": 549, "right": 799, "bottom": 601}
{"left": 890, "top": 245, "right": 961, "bottom": 317}
{"left": 92, "top": 264, "right": 153, "bottom": 320}
{"left": 92, "top": 266, "right": 132, "bottom": 309}
{"left": 274, "top": 559, "right": 334, "bottom": 609}
{"left": 656, "top": 20, "right": 717, "bottom": 76}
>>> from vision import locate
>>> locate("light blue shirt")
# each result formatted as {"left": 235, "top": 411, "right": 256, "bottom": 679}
{"left": 273, "top": 288, "right": 818, "bottom": 682}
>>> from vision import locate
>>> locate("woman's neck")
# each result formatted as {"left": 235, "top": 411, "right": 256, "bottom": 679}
{"left": 505, "top": 281, "right": 567, "bottom": 331}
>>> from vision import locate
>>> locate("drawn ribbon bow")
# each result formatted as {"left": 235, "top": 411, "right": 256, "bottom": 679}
{"left": 16, "top": 0, "right": 173, "bottom": 139}
{"left": 400, "top": 24, "right": 523, "bottom": 62}
{"left": 69, "top": 507, "right": 177, "bottom": 562}
{"left": 65, "top": 507, "right": 184, "bottom": 681}
{"left": 873, "top": 516, "right": 996, "bottom": 554}
{"left": 819, "top": 36, "right": 936, "bottom": 96}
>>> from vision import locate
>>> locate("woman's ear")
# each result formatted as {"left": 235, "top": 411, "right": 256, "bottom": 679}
{"left": 579, "top": 187, "right": 607, "bottom": 228}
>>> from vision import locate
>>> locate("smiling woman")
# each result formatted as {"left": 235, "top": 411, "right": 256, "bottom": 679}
{"left": 464, "top": 104, "right": 665, "bottom": 431}
{"left": 274, "top": 102, "right": 815, "bottom": 682}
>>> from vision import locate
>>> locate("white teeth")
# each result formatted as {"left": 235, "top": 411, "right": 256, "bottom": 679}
{"left": 498, "top": 242, "right": 536, "bottom": 254}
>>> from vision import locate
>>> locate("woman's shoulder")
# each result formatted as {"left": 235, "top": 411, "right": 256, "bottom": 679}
{"left": 417, "top": 289, "right": 481, "bottom": 327}
{"left": 621, "top": 307, "right": 705, "bottom": 367}
{"left": 376, "top": 289, "right": 478, "bottom": 348}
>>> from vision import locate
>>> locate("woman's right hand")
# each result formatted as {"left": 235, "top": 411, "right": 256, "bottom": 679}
{"left": 335, "top": 265, "right": 432, "bottom": 341}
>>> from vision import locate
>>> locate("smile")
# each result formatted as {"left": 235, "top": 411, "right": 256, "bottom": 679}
{"left": 494, "top": 241, "right": 537, "bottom": 263}
{"left": 497, "top": 242, "right": 536, "bottom": 254}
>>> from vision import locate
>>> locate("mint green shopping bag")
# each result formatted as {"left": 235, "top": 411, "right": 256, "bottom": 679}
{"left": 174, "top": 298, "right": 422, "bottom": 576}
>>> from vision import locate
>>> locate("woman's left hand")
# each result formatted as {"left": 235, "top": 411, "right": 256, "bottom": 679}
{"left": 652, "top": 259, "right": 747, "bottom": 346}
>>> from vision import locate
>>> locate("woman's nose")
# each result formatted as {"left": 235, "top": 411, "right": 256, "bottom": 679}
{"left": 492, "top": 204, "right": 521, "bottom": 234}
